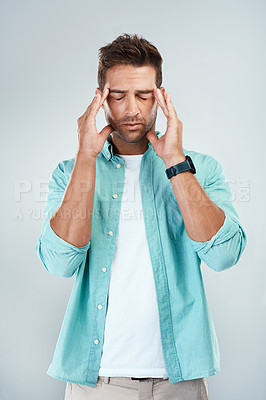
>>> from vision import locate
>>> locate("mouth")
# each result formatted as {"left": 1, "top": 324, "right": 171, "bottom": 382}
{"left": 123, "top": 123, "right": 142, "bottom": 130}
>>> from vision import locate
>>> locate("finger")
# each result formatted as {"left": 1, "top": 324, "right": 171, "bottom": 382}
{"left": 98, "top": 85, "right": 110, "bottom": 108}
{"left": 85, "top": 88, "right": 109, "bottom": 122}
{"left": 94, "top": 82, "right": 109, "bottom": 96}
{"left": 165, "top": 93, "right": 179, "bottom": 123}
{"left": 145, "top": 130, "right": 159, "bottom": 147}
{"left": 85, "top": 93, "right": 101, "bottom": 115}
{"left": 93, "top": 83, "right": 110, "bottom": 113}
{"left": 154, "top": 88, "right": 169, "bottom": 118}
{"left": 99, "top": 124, "right": 114, "bottom": 142}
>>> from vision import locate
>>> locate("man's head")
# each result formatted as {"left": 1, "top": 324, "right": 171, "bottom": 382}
{"left": 96, "top": 34, "right": 165, "bottom": 149}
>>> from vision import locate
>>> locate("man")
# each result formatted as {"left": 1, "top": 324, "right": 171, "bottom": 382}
{"left": 36, "top": 33, "right": 247, "bottom": 400}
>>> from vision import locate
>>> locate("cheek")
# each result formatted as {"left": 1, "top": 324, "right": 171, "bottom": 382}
{"left": 105, "top": 100, "right": 122, "bottom": 119}
{"left": 151, "top": 99, "right": 157, "bottom": 112}
{"left": 146, "top": 101, "right": 157, "bottom": 121}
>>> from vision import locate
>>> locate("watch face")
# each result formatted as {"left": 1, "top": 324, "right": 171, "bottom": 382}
{"left": 186, "top": 155, "right": 196, "bottom": 174}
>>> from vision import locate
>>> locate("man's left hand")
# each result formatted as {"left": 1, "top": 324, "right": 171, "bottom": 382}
{"left": 146, "top": 88, "right": 186, "bottom": 167}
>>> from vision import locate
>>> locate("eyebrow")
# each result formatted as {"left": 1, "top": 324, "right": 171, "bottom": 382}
{"left": 108, "top": 89, "right": 154, "bottom": 94}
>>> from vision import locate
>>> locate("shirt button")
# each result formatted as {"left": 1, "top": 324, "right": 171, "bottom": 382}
{"left": 116, "top": 163, "right": 121, "bottom": 168}
{"left": 102, "top": 267, "right": 107, "bottom": 272}
{"left": 107, "top": 154, "right": 110, "bottom": 158}
{"left": 98, "top": 304, "right": 103, "bottom": 309}
{"left": 112, "top": 194, "right": 118, "bottom": 199}
{"left": 108, "top": 231, "right": 113, "bottom": 236}
{"left": 94, "top": 339, "right": 99, "bottom": 345}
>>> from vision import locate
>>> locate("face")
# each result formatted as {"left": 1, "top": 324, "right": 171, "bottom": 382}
{"left": 98, "top": 65, "right": 164, "bottom": 144}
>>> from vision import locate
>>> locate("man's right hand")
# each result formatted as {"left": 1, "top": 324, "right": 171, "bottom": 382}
{"left": 77, "top": 84, "right": 113, "bottom": 159}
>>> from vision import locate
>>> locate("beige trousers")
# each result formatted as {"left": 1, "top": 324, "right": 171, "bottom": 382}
{"left": 64, "top": 376, "right": 210, "bottom": 399}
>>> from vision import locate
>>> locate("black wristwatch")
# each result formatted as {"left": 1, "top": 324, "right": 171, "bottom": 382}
{"left": 165, "top": 155, "right": 196, "bottom": 179}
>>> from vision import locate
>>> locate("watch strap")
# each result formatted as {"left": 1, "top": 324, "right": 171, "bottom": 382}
{"left": 165, "top": 155, "right": 196, "bottom": 179}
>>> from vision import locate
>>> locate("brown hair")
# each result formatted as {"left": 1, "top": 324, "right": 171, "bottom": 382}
{"left": 97, "top": 33, "right": 163, "bottom": 92}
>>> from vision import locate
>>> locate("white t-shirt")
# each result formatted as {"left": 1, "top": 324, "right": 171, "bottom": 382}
{"left": 98, "top": 153, "right": 169, "bottom": 379}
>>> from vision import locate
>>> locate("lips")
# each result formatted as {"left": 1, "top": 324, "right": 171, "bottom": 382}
{"left": 123, "top": 123, "right": 142, "bottom": 129}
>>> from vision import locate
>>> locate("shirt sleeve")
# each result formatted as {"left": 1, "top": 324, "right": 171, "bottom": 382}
{"left": 188, "top": 155, "right": 247, "bottom": 272}
{"left": 35, "top": 161, "right": 91, "bottom": 278}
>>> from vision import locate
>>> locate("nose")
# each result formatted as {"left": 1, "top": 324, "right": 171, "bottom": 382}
{"left": 124, "top": 96, "right": 140, "bottom": 118}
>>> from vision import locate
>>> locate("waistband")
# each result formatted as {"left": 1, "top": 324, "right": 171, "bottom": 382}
{"left": 98, "top": 376, "right": 169, "bottom": 384}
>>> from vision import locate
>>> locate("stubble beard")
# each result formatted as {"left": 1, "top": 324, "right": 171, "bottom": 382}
{"left": 105, "top": 107, "right": 158, "bottom": 144}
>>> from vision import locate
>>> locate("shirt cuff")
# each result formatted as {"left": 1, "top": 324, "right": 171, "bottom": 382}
{"left": 187, "top": 213, "right": 240, "bottom": 255}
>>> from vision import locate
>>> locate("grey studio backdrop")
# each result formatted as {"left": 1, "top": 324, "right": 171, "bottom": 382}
{"left": 1, "top": 0, "right": 265, "bottom": 399}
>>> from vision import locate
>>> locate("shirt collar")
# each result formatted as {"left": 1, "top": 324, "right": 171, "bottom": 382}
{"left": 100, "top": 130, "right": 163, "bottom": 161}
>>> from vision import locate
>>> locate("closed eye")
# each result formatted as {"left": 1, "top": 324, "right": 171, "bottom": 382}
{"left": 115, "top": 96, "right": 149, "bottom": 101}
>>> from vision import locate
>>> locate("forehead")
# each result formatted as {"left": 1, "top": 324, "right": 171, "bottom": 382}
{"left": 105, "top": 65, "right": 157, "bottom": 89}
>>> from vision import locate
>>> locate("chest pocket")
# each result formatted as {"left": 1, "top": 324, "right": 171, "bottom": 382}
{"left": 165, "top": 189, "right": 185, "bottom": 241}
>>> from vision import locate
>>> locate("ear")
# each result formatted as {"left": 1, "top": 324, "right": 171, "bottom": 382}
{"left": 159, "top": 87, "right": 166, "bottom": 96}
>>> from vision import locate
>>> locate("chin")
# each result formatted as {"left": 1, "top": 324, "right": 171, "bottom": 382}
{"left": 117, "top": 128, "right": 147, "bottom": 143}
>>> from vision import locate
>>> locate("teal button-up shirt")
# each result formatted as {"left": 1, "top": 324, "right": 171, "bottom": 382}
{"left": 36, "top": 130, "right": 247, "bottom": 387}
